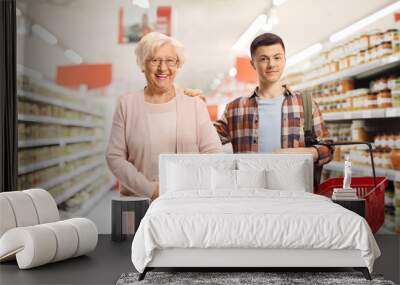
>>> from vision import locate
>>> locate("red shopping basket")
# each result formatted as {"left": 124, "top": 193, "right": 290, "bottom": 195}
{"left": 316, "top": 176, "right": 387, "bottom": 233}
{"left": 314, "top": 141, "right": 388, "bottom": 233}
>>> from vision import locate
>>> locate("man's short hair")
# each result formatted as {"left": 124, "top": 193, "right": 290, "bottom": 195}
{"left": 250, "top": 33, "right": 285, "bottom": 58}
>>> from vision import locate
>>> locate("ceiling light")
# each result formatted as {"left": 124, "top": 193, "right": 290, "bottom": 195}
{"left": 132, "top": 0, "right": 150, "bottom": 9}
{"left": 269, "top": 8, "right": 279, "bottom": 25}
{"left": 286, "top": 43, "right": 323, "bottom": 68}
{"left": 330, "top": 1, "right": 400, "bottom": 43}
{"left": 229, "top": 67, "right": 237, "bottom": 77}
{"left": 232, "top": 14, "right": 268, "bottom": 53}
{"left": 64, "top": 49, "right": 83, "bottom": 64}
{"left": 31, "top": 24, "right": 58, "bottom": 45}
{"left": 273, "top": 0, "right": 288, "bottom": 7}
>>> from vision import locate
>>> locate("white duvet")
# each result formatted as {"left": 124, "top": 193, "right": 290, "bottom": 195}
{"left": 131, "top": 190, "right": 380, "bottom": 273}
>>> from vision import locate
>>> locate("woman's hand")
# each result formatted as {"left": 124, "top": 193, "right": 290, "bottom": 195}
{"left": 184, "top": 88, "right": 206, "bottom": 103}
{"left": 150, "top": 184, "right": 159, "bottom": 202}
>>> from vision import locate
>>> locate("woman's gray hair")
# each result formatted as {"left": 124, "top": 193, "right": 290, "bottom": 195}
{"left": 135, "top": 32, "right": 185, "bottom": 69}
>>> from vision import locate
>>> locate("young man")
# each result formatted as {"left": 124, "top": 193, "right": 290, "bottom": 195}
{"left": 214, "top": 33, "right": 333, "bottom": 187}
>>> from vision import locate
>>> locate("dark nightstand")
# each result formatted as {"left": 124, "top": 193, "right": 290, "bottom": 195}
{"left": 332, "top": 198, "right": 365, "bottom": 218}
{"left": 111, "top": 197, "right": 150, "bottom": 242}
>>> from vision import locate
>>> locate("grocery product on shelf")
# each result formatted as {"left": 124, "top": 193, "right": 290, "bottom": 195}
{"left": 18, "top": 123, "right": 103, "bottom": 141}
{"left": 18, "top": 100, "right": 104, "bottom": 125}
{"left": 285, "top": 28, "right": 399, "bottom": 85}
{"left": 17, "top": 154, "right": 103, "bottom": 190}
{"left": 306, "top": 75, "right": 400, "bottom": 114}
{"left": 58, "top": 174, "right": 111, "bottom": 215}
{"left": 18, "top": 142, "right": 101, "bottom": 167}
{"left": 16, "top": 73, "right": 113, "bottom": 216}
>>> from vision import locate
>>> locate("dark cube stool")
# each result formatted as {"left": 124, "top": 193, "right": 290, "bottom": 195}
{"left": 111, "top": 196, "right": 150, "bottom": 242}
{"left": 332, "top": 198, "right": 365, "bottom": 218}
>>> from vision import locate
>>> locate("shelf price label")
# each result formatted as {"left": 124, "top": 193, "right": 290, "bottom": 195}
{"left": 344, "top": 112, "right": 352, "bottom": 119}
{"left": 362, "top": 110, "right": 372, "bottom": 118}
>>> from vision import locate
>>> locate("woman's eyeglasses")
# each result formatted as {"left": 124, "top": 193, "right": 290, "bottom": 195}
{"left": 148, "top": 58, "right": 179, "bottom": 67}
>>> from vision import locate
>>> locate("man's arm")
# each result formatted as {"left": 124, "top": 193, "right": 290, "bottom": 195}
{"left": 310, "top": 98, "right": 334, "bottom": 166}
{"left": 274, "top": 98, "right": 333, "bottom": 165}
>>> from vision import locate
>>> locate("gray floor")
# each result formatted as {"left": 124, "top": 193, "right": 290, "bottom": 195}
{"left": 1, "top": 192, "right": 399, "bottom": 285}
{"left": 0, "top": 235, "right": 133, "bottom": 285}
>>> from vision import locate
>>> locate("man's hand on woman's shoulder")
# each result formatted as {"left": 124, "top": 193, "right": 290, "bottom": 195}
{"left": 184, "top": 88, "right": 206, "bottom": 103}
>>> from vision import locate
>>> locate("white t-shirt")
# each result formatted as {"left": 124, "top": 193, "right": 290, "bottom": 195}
{"left": 257, "top": 95, "right": 284, "bottom": 153}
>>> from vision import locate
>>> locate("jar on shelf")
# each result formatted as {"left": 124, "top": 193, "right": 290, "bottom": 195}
{"left": 339, "top": 78, "right": 354, "bottom": 92}
{"left": 371, "top": 45, "right": 379, "bottom": 61}
{"left": 392, "top": 89, "right": 400, "bottom": 108}
{"left": 370, "top": 32, "right": 384, "bottom": 47}
{"left": 390, "top": 134, "right": 400, "bottom": 170}
{"left": 382, "top": 134, "right": 391, "bottom": 153}
{"left": 329, "top": 61, "right": 338, "bottom": 74}
{"left": 359, "top": 34, "right": 370, "bottom": 51}
{"left": 349, "top": 53, "right": 358, "bottom": 68}
{"left": 394, "top": 33, "right": 400, "bottom": 53}
{"left": 339, "top": 56, "right": 349, "bottom": 70}
{"left": 365, "top": 47, "right": 372, "bottom": 62}
{"left": 351, "top": 120, "right": 369, "bottom": 141}
{"left": 377, "top": 89, "right": 392, "bottom": 108}
{"left": 378, "top": 41, "right": 393, "bottom": 58}
{"left": 384, "top": 29, "right": 398, "bottom": 44}
{"left": 358, "top": 49, "right": 366, "bottom": 65}
{"left": 388, "top": 134, "right": 396, "bottom": 152}
{"left": 374, "top": 134, "right": 382, "bottom": 151}
{"left": 382, "top": 152, "right": 392, "bottom": 169}
{"left": 366, "top": 93, "right": 378, "bottom": 109}
{"left": 352, "top": 95, "right": 363, "bottom": 110}
{"left": 388, "top": 75, "right": 397, "bottom": 90}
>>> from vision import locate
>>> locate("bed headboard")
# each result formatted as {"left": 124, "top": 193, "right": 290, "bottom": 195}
{"left": 159, "top": 153, "right": 314, "bottom": 194}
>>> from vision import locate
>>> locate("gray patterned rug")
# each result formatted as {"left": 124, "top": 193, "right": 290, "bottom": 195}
{"left": 116, "top": 271, "right": 396, "bottom": 285}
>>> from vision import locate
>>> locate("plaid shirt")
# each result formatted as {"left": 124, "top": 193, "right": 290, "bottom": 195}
{"left": 214, "top": 86, "right": 333, "bottom": 168}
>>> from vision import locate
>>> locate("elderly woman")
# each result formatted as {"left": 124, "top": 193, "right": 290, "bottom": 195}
{"left": 106, "top": 32, "right": 222, "bottom": 201}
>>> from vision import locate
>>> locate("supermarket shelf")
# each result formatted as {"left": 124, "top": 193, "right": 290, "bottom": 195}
{"left": 54, "top": 171, "right": 104, "bottom": 204}
{"left": 35, "top": 160, "right": 104, "bottom": 190}
{"left": 18, "top": 136, "right": 101, "bottom": 148}
{"left": 292, "top": 54, "right": 400, "bottom": 91}
{"left": 60, "top": 179, "right": 115, "bottom": 218}
{"left": 322, "top": 108, "right": 393, "bottom": 121}
{"left": 18, "top": 148, "right": 103, "bottom": 175}
{"left": 18, "top": 114, "right": 103, "bottom": 128}
{"left": 324, "top": 161, "right": 400, "bottom": 181}
{"left": 18, "top": 90, "right": 104, "bottom": 117}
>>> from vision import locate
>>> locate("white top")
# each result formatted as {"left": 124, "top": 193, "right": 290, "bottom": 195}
{"left": 145, "top": 98, "right": 177, "bottom": 181}
{"left": 257, "top": 95, "right": 284, "bottom": 153}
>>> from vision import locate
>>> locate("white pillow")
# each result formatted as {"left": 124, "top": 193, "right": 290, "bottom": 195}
{"left": 266, "top": 167, "right": 306, "bottom": 191}
{"left": 167, "top": 162, "right": 211, "bottom": 191}
{"left": 211, "top": 168, "right": 236, "bottom": 190}
{"left": 236, "top": 169, "right": 267, "bottom": 189}
{"left": 237, "top": 158, "right": 309, "bottom": 192}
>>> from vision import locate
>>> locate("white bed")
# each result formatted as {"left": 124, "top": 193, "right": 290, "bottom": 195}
{"left": 131, "top": 154, "right": 380, "bottom": 281}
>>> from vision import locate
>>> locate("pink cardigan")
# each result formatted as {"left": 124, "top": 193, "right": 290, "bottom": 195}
{"left": 106, "top": 90, "right": 223, "bottom": 198}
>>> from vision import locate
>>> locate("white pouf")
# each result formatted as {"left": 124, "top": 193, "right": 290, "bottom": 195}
{"left": 0, "top": 189, "right": 98, "bottom": 269}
